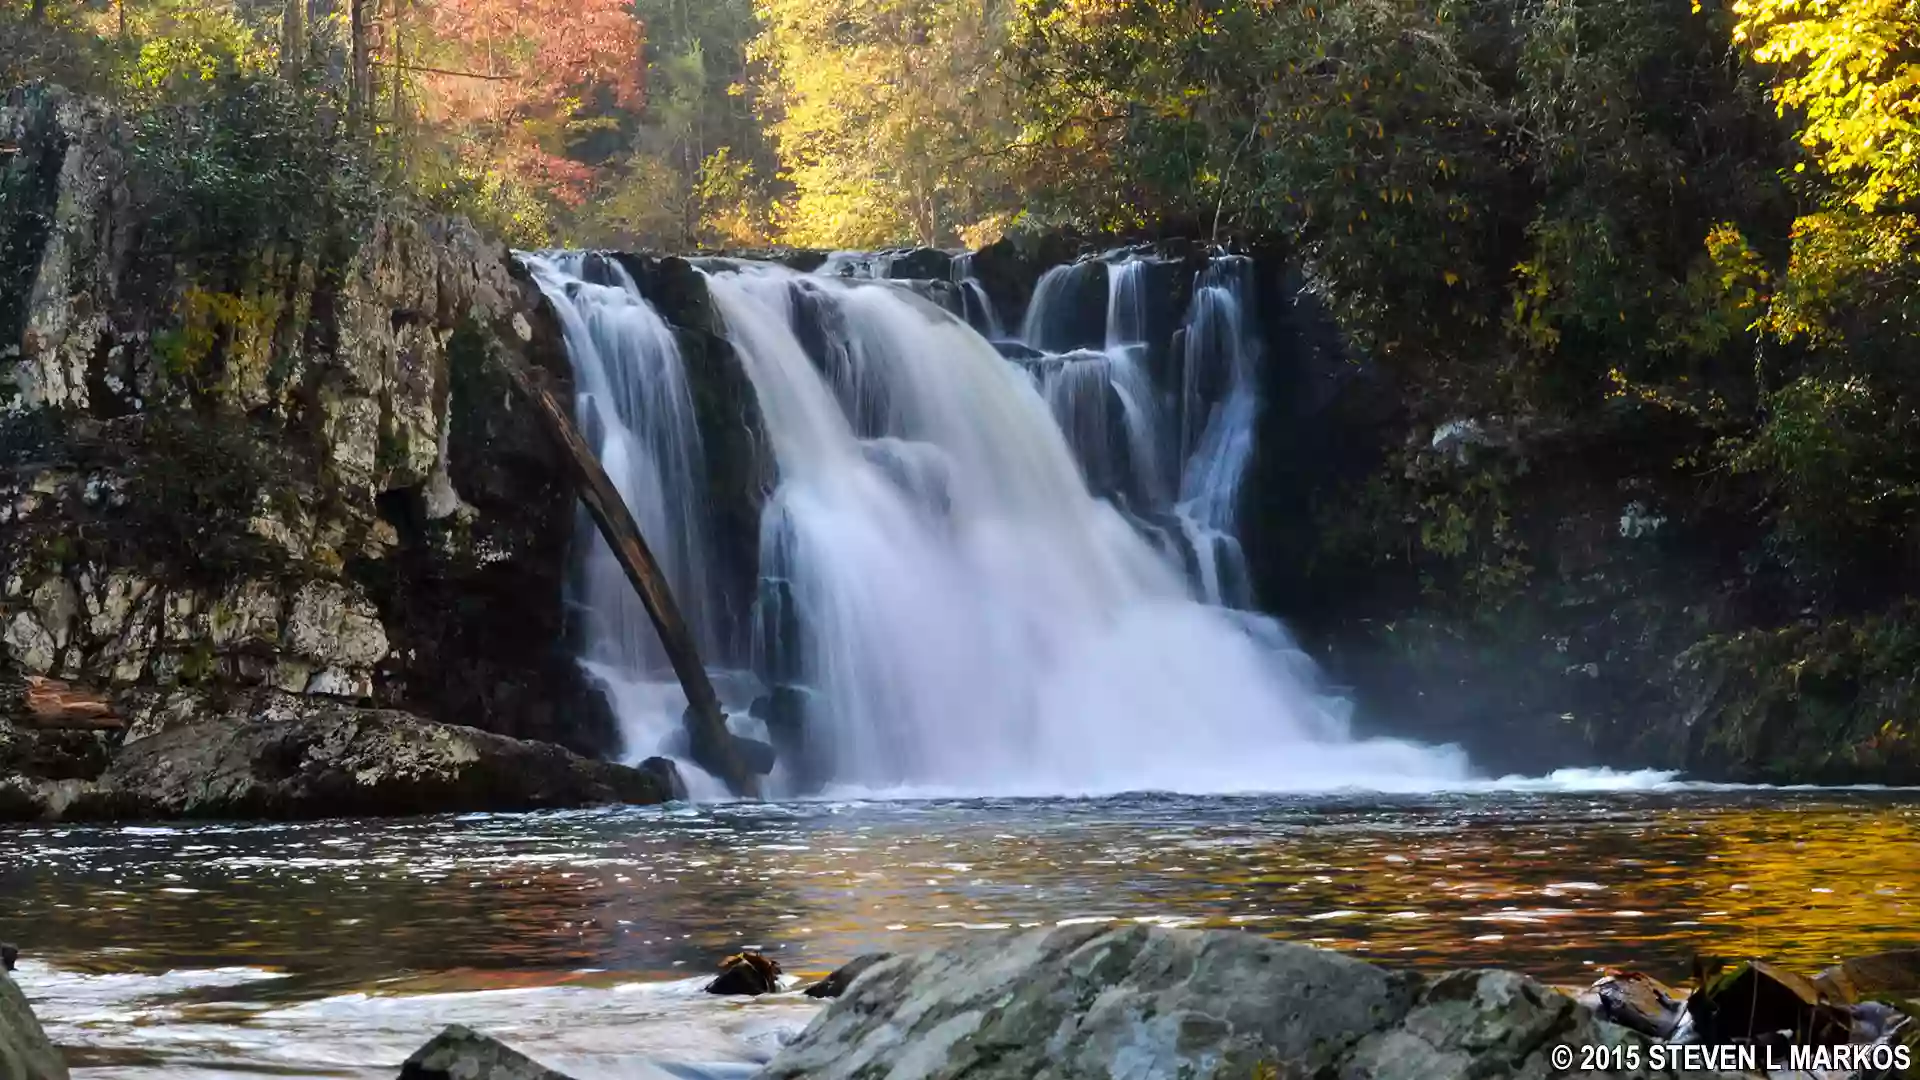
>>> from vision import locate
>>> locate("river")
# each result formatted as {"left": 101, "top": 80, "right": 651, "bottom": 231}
{"left": 3, "top": 788, "right": 1916, "bottom": 1077}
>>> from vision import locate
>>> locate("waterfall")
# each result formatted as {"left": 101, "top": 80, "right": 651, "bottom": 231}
{"left": 521, "top": 253, "right": 730, "bottom": 768}
{"left": 951, "top": 253, "right": 1004, "bottom": 339}
{"left": 528, "top": 249, "right": 1467, "bottom": 796}
{"left": 701, "top": 263, "right": 1464, "bottom": 794}
{"left": 1173, "top": 256, "right": 1261, "bottom": 608}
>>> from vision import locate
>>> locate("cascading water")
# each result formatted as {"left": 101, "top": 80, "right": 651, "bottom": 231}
{"left": 1174, "top": 257, "right": 1261, "bottom": 608}
{"left": 522, "top": 253, "right": 733, "bottom": 769}
{"left": 699, "top": 263, "right": 1465, "bottom": 794}
{"left": 529, "top": 248, "right": 1467, "bottom": 795}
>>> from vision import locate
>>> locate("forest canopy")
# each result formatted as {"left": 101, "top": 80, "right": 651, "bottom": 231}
{"left": 5, "top": 0, "right": 1917, "bottom": 534}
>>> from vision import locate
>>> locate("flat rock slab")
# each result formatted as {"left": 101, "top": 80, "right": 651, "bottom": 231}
{"left": 762, "top": 924, "right": 1746, "bottom": 1080}
{"left": 101, "top": 708, "right": 674, "bottom": 820}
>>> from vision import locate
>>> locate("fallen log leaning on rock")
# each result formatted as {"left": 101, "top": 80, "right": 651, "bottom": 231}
{"left": 496, "top": 349, "right": 757, "bottom": 799}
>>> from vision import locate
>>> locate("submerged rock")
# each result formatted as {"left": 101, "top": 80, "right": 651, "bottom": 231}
{"left": 761, "top": 924, "right": 1735, "bottom": 1080}
{"left": 801, "top": 952, "right": 892, "bottom": 999}
{"left": 705, "top": 951, "right": 782, "bottom": 996}
{"left": 102, "top": 708, "right": 675, "bottom": 820}
{"left": 1, "top": 967, "right": 69, "bottom": 1080}
{"left": 398, "top": 1024, "right": 574, "bottom": 1080}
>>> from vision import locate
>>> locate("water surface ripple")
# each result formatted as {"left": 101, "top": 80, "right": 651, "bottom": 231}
{"left": 2, "top": 791, "right": 1915, "bottom": 1076}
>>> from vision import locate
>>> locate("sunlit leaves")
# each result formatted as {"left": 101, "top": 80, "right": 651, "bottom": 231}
{"left": 1733, "top": 0, "right": 1920, "bottom": 213}
{"left": 751, "top": 0, "right": 1020, "bottom": 246}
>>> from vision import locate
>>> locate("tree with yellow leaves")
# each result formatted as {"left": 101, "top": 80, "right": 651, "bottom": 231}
{"left": 1731, "top": 0, "right": 1920, "bottom": 345}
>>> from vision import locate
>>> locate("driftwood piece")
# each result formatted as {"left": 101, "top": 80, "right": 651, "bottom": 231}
{"left": 497, "top": 353, "right": 758, "bottom": 798}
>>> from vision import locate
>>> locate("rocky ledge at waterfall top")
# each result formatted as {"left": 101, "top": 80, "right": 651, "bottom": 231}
{"left": 1, "top": 84, "right": 629, "bottom": 815}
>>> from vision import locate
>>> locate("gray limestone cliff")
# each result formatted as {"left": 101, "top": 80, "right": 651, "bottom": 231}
{"left": 1, "top": 84, "right": 617, "bottom": 816}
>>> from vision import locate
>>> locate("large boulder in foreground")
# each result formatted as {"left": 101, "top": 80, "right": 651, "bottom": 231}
{"left": 100, "top": 708, "right": 674, "bottom": 820}
{"left": 2, "top": 971, "right": 69, "bottom": 1080}
{"left": 398, "top": 1024, "right": 572, "bottom": 1080}
{"left": 762, "top": 924, "right": 1738, "bottom": 1080}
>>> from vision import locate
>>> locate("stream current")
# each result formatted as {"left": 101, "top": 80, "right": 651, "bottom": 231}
{"left": 4, "top": 789, "right": 1917, "bottom": 1077}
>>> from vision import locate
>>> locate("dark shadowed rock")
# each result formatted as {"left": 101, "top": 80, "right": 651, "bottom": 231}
{"left": 1581, "top": 971, "right": 1684, "bottom": 1039}
{"left": 1686, "top": 959, "right": 1853, "bottom": 1046}
{"left": 1, "top": 967, "right": 69, "bottom": 1080}
{"left": 761, "top": 925, "right": 1740, "bottom": 1080}
{"left": 102, "top": 708, "right": 674, "bottom": 820}
{"left": 398, "top": 1024, "right": 574, "bottom": 1080}
{"left": 1, "top": 944, "right": 15, "bottom": 972}
{"left": 1816, "top": 948, "right": 1920, "bottom": 1002}
{"left": 753, "top": 685, "right": 827, "bottom": 795}
{"left": 802, "top": 952, "right": 893, "bottom": 999}
{"left": 638, "top": 756, "right": 689, "bottom": 801}
{"left": 705, "top": 951, "right": 781, "bottom": 996}
{"left": 884, "top": 248, "right": 953, "bottom": 281}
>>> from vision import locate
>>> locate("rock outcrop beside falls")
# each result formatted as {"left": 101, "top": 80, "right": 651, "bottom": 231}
{"left": 1, "top": 85, "right": 615, "bottom": 799}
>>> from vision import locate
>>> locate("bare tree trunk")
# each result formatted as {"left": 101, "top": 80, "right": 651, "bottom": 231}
{"left": 30, "top": 0, "right": 46, "bottom": 24}
{"left": 498, "top": 350, "right": 760, "bottom": 799}
{"left": 389, "top": 0, "right": 405, "bottom": 167}
{"left": 349, "top": 0, "right": 371, "bottom": 131}
{"left": 281, "top": 0, "right": 306, "bottom": 77}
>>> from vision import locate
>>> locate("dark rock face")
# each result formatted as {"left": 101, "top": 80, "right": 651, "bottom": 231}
{"left": 801, "top": 952, "right": 892, "bottom": 999}
{"left": 0, "top": 86, "right": 611, "bottom": 766}
{"left": 1, "top": 966, "right": 70, "bottom": 1080}
{"left": 761, "top": 924, "right": 1723, "bottom": 1080}
{"left": 398, "top": 1024, "right": 575, "bottom": 1080}
{"left": 1, "top": 944, "right": 16, "bottom": 972}
{"left": 637, "top": 755, "right": 689, "bottom": 801}
{"left": 95, "top": 706, "right": 673, "bottom": 820}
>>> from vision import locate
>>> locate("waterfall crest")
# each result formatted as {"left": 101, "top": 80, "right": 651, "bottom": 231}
{"left": 529, "top": 251, "right": 1470, "bottom": 796}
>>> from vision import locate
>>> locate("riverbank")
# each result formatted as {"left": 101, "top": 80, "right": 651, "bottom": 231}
{"left": 7, "top": 923, "right": 1917, "bottom": 1079}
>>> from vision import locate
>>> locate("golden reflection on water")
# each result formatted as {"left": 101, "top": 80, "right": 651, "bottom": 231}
{"left": 0, "top": 793, "right": 1915, "bottom": 995}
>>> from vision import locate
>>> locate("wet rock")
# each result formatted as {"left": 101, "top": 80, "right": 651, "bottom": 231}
{"left": 1686, "top": 959, "right": 1853, "bottom": 1046}
{"left": 678, "top": 707, "right": 777, "bottom": 786}
{"left": 802, "top": 952, "right": 893, "bottom": 999}
{"left": 1816, "top": 949, "right": 1920, "bottom": 1002}
{"left": 762, "top": 925, "right": 1736, "bottom": 1080}
{"left": 761, "top": 923, "right": 1418, "bottom": 1080}
{"left": 1583, "top": 970, "right": 1685, "bottom": 1039}
{"left": 1, "top": 963, "right": 70, "bottom": 1080}
{"left": 1, "top": 944, "right": 15, "bottom": 971}
{"left": 637, "top": 755, "right": 689, "bottom": 801}
{"left": 398, "top": 1024, "right": 575, "bottom": 1080}
{"left": 884, "top": 248, "right": 953, "bottom": 282}
{"left": 705, "top": 951, "right": 782, "bottom": 996}
{"left": 753, "top": 686, "right": 826, "bottom": 794}
{"left": 102, "top": 706, "right": 675, "bottom": 820}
